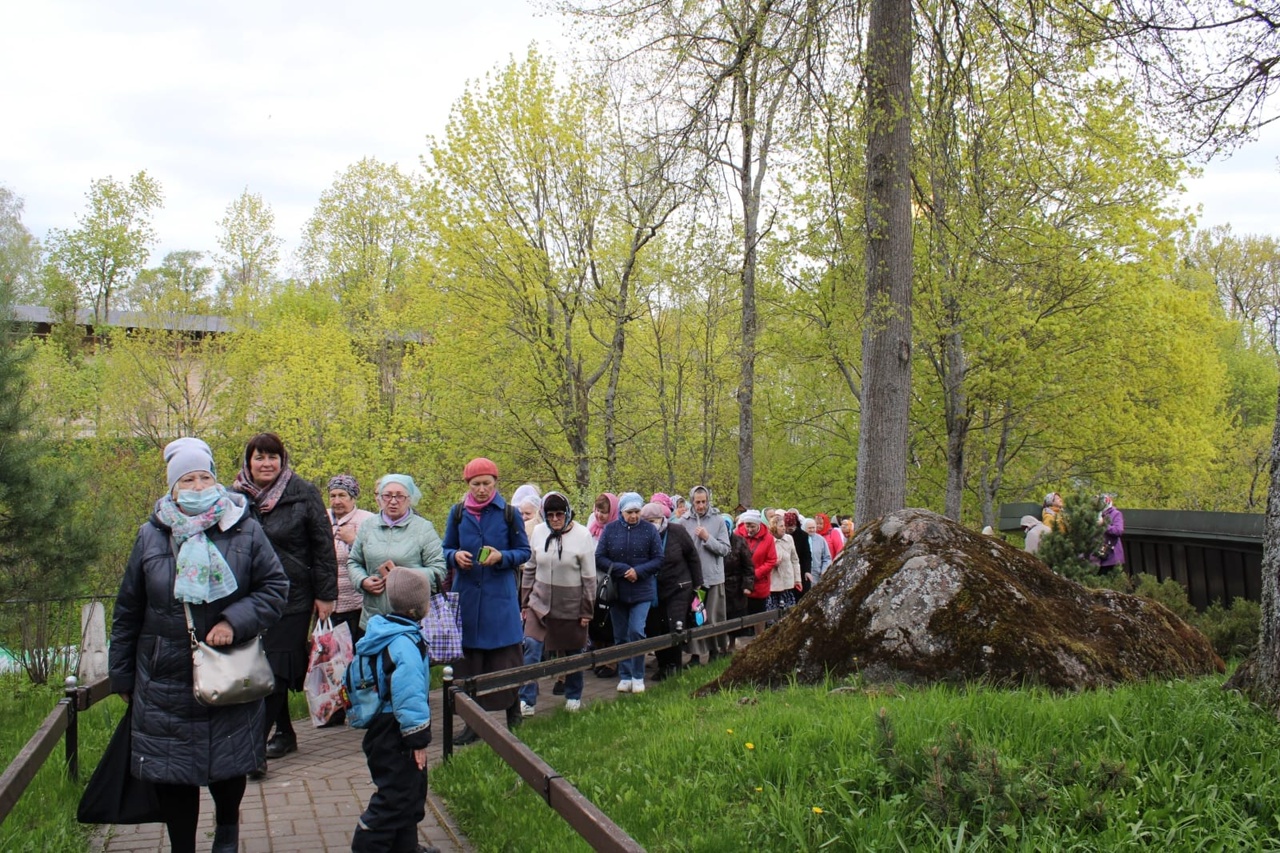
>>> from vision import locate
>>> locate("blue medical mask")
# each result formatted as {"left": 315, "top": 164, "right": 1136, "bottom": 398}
{"left": 177, "top": 487, "right": 221, "bottom": 514}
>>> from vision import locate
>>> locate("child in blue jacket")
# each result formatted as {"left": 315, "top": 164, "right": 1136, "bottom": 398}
{"left": 351, "top": 568, "right": 437, "bottom": 853}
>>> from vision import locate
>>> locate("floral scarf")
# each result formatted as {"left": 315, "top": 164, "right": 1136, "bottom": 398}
{"left": 232, "top": 463, "right": 293, "bottom": 514}
{"left": 155, "top": 490, "right": 238, "bottom": 604}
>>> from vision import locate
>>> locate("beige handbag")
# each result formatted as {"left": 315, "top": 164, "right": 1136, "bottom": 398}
{"left": 185, "top": 603, "right": 274, "bottom": 706}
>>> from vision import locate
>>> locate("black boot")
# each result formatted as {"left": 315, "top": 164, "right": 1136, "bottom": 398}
{"left": 506, "top": 703, "right": 523, "bottom": 730}
{"left": 265, "top": 731, "right": 297, "bottom": 759}
{"left": 211, "top": 823, "right": 238, "bottom": 853}
{"left": 454, "top": 725, "right": 479, "bottom": 746}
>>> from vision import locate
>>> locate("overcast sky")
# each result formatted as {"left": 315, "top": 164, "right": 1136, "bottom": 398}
{"left": 2, "top": 0, "right": 1277, "bottom": 277}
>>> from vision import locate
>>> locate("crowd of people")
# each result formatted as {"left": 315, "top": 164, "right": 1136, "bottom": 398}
{"left": 1018, "top": 490, "right": 1125, "bottom": 571}
{"left": 108, "top": 435, "right": 872, "bottom": 852}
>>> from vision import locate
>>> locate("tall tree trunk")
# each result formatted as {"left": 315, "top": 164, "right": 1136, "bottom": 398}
{"left": 855, "top": 0, "right": 914, "bottom": 527}
{"left": 943, "top": 305, "right": 969, "bottom": 521}
{"left": 738, "top": 96, "right": 760, "bottom": 510}
{"left": 1254, "top": 383, "right": 1280, "bottom": 712}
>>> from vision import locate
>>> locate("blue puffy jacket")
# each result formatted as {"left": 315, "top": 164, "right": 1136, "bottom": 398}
{"left": 356, "top": 614, "right": 431, "bottom": 748}
{"left": 595, "top": 518, "right": 664, "bottom": 604}
{"left": 442, "top": 495, "right": 531, "bottom": 649}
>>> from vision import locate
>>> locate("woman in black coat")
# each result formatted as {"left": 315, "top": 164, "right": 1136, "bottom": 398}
{"left": 110, "top": 438, "right": 287, "bottom": 853}
{"left": 231, "top": 433, "right": 338, "bottom": 774}
{"left": 641, "top": 502, "right": 704, "bottom": 681}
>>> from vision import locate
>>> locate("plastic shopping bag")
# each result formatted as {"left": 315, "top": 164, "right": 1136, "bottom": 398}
{"left": 304, "top": 618, "right": 355, "bottom": 726}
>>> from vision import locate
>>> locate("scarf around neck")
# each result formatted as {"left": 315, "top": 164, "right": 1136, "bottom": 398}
{"left": 233, "top": 464, "right": 293, "bottom": 513}
{"left": 464, "top": 490, "right": 496, "bottom": 519}
{"left": 155, "top": 490, "right": 238, "bottom": 604}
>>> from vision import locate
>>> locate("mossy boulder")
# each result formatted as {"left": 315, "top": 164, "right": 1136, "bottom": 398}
{"left": 698, "top": 509, "right": 1223, "bottom": 695}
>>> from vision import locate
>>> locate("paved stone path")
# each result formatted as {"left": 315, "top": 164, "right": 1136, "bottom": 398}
{"left": 91, "top": 660, "right": 659, "bottom": 852}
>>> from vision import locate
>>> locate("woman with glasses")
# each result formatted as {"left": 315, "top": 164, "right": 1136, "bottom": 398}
{"left": 442, "top": 457, "right": 531, "bottom": 742}
{"left": 231, "top": 432, "right": 337, "bottom": 778}
{"left": 347, "top": 474, "right": 446, "bottom": 631}
{"left": 517, "top": 492, "right": 596, "bottom": 714}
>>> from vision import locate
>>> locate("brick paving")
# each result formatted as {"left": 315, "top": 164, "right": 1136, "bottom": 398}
{"left": 91, "top": 655, "right": 681, "bottom": 852}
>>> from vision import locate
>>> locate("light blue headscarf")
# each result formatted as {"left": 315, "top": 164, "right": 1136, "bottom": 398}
{"left": 377, "top": 474, "right": 422, "bottom": 506}
{"left": 618, "top": 492, "right": 644, "bottom": 513}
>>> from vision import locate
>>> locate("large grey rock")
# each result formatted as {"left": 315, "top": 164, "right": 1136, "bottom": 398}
{"left": 699, "top": 509, "right": 1222, "bottom": 694}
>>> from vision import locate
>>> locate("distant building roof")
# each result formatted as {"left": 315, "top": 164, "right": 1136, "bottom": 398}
{"left": 12, "top": 304, "right": 237, "bottom": 335}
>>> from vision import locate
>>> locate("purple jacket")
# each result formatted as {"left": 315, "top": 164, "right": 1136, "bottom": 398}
{"left": 1092, "top": 506, "right": 1125, "bottom": 568}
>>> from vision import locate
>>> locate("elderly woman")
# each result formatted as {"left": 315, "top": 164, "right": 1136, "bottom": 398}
{"left": 677, "top": 485, "right": 730, "bottom": 665}
{"left": 442, "top": 457, "right": 531, "bottom": 743}
{"left": 768, "top": 510, "right": 801, "bottom": 615}
{"left": 595, "top": 492, "right": 664, "bottom": 694}
{"left": 518, "top": 492, "right": 596, "bottom": 714}
{"left": 347, "top": 474, "right": 446, "bottom": 629}
{"left": 230, "top": 432, "right": 336, "bottom": 774}
{"left": 328, "top": 474, "right": 374, "bottom": 646}
{"left": 815, "top": 513, "right": 845, "bottom": 561}
{"left": 110, "top": 438, "right": 287, "bottom": 853}
{"left": 735, "top": 510, "right": 777, "bottom": 629}
{"left": 643, "top": 501, "right": 703, "bottom": 682}
{"left": 804, "top": 517, "right": 832, "bottom": 585}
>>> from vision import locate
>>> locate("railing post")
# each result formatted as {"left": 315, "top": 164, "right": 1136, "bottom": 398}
{"left": 442, "top": 666, "right": 454, "bottom": 761}
{"left": 63, "top": 676, "right": 78, "bottom": 782}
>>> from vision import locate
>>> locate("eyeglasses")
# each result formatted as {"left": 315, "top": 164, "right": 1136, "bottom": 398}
{"left": 546, "top": 511, "right": 566, "bottom": 518}
{"left": 380, "top": 493, "right": 410, "bottom": 503}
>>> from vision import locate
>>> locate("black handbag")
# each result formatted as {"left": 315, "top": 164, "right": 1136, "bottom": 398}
{"left": 77, "top": 712, "right": 163, "bottom": 824}
{"left": 596, "top": 571, "right": 617, "bottom": 608}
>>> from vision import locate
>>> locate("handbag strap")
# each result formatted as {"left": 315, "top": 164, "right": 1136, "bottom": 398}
{"left": 182, "top": 602, "right": 201, "bottom": 650}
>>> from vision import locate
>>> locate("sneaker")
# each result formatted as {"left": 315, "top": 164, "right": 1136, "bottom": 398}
{"left": 564, "top": 699, "right": 582, "bottom": 712}
{"left": 520, "top": 701, "right": 535, "bottom": 717}
{"left": 616, "top": 679, "right": 632, "bottom": 693}
{"left": 631, "top": 679, "right": 646, "bottom": 694}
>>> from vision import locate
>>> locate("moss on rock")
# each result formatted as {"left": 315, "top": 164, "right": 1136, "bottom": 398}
{"left": 697, "top": 509, "right": 1223, "bottom": 696}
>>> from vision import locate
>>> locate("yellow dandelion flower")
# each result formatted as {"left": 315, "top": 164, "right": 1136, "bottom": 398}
{"left": 746, "top": 742, "right": 755, "bottom": 750}
{"left": 755, "top": 786, "right": 763, "bottom": 792}
{"left": 812, "top": 807, "right": 824, "bottom": 815}
{"left": 726, "top": 729, "right": 734, "bottom": 734}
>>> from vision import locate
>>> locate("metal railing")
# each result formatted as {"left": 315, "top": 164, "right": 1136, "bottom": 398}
{"left": 0, "top": 674, "right": 113, "bottom": 826}
{"left": 438, "top": 610, "right": 775, "bottom": 852}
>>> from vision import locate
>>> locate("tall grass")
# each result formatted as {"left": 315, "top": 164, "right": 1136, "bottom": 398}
{"left": 0, "top": 674, "right": 123, "bottom": 852}
{"left": 432, "top": 664, "right": 1280, "bottom": 851}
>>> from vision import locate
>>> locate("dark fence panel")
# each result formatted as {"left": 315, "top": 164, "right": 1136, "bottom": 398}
{"left": 999, "top": 503, "right": 1264, "bottom": 610}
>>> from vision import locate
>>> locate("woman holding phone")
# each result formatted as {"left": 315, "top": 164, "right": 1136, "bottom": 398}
{"left": 346, "top": 474, "right": 446, "bottom": 630}
{"left": 442, "top": 457, "right": 531, "bottom": 743}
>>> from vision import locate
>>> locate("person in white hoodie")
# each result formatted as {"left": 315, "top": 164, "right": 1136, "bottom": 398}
{"left": 677, "top": 485, "right": 731, "bottom": 663}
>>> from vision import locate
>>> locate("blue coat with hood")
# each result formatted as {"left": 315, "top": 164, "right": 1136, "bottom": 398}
{"left": 355, "top": 614, "right": 432, "bottom": 748}
{"left": 442, "top": 494, "right": 531, "bottom": 649}
{"left": 595, "top": 516, "right": 664, "bottom": 604}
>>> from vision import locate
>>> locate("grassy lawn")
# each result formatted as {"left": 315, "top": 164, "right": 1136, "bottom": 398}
{"left": 432, "top": 661, "right": 1280, "bottom": 852}
{"left": 0, "top": 676, "right": 123, "bottom": 852}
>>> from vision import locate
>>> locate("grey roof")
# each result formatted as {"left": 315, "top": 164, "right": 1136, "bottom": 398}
{"left": 11, "top": 304, "right": 236, "bottom": 334}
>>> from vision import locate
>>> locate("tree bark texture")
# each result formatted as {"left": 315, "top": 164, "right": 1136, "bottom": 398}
{"left": 1254, "top": 382, "right": 1280, "bottom": 713}
{"left": 855, "top": 0, "right": 914, "bottom": 527}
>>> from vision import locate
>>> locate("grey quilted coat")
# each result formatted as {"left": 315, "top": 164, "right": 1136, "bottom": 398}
{"left": 109, "top": 494, "right": 288, "bottom": 785}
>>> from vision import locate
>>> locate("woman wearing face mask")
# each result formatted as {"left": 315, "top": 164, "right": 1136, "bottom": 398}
{"left": 110, "top": 438, "right": 287, "bottom": 853}
{"left": 442, "top": 457, "right": 531, "bottom": 743}
{"left": 642, "top": 501, "right": 703, "bottom": 682}
{"left": 231, "top": 433, "right": 337, "bottom": 776}
{"left": 595, "top": 492, "right": 664, "bottom": 694}
{"left": 517, "top": 492, "right": 596, "bottom": 714}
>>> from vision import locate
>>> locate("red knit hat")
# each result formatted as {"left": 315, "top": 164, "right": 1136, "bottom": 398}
{"left": 463, "top": 457, "right": 499, "bottom": 482}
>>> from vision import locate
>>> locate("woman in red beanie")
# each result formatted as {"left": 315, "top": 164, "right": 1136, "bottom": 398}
{"left": 441, "top": 458, "right": 531, "bottom": 744}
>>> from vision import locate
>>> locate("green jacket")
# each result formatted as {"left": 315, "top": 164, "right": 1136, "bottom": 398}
{"left": 347, "top": 512, "right": 446, "bottom": 627}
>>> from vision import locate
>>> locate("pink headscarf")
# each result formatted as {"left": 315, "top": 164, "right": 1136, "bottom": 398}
{"left": 588, "top": 492, "right": 619, "bottom": 539}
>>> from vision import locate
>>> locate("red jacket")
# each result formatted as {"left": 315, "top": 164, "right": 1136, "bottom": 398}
{"left": 736, "top": 524, "right": 777, "bottom": 599}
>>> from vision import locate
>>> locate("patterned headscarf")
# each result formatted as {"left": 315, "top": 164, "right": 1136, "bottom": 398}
{"left": 327, "top": 474, "right": 360, "bottom": 499}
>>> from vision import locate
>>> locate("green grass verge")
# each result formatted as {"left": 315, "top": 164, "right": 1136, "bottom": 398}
{"left": 0, "top": 676, "right": 124, "bottom": 852}
{"left": 432, "top": 663, "right": 1280, "bottom": 852}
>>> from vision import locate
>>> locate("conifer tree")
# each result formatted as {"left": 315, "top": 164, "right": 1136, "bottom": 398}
{"left": 1037, "top": 492, "right": 1107, "bottom": 582}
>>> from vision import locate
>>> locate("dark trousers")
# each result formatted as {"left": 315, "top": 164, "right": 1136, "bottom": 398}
{"left": 155, "top": 776, "right": 247, "bottom": 853}
{"left": 352, "top": 714, "right": 427, "bottom": 853}
{"left": 649, "top": 591, "right": 693, "bottom": 671}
